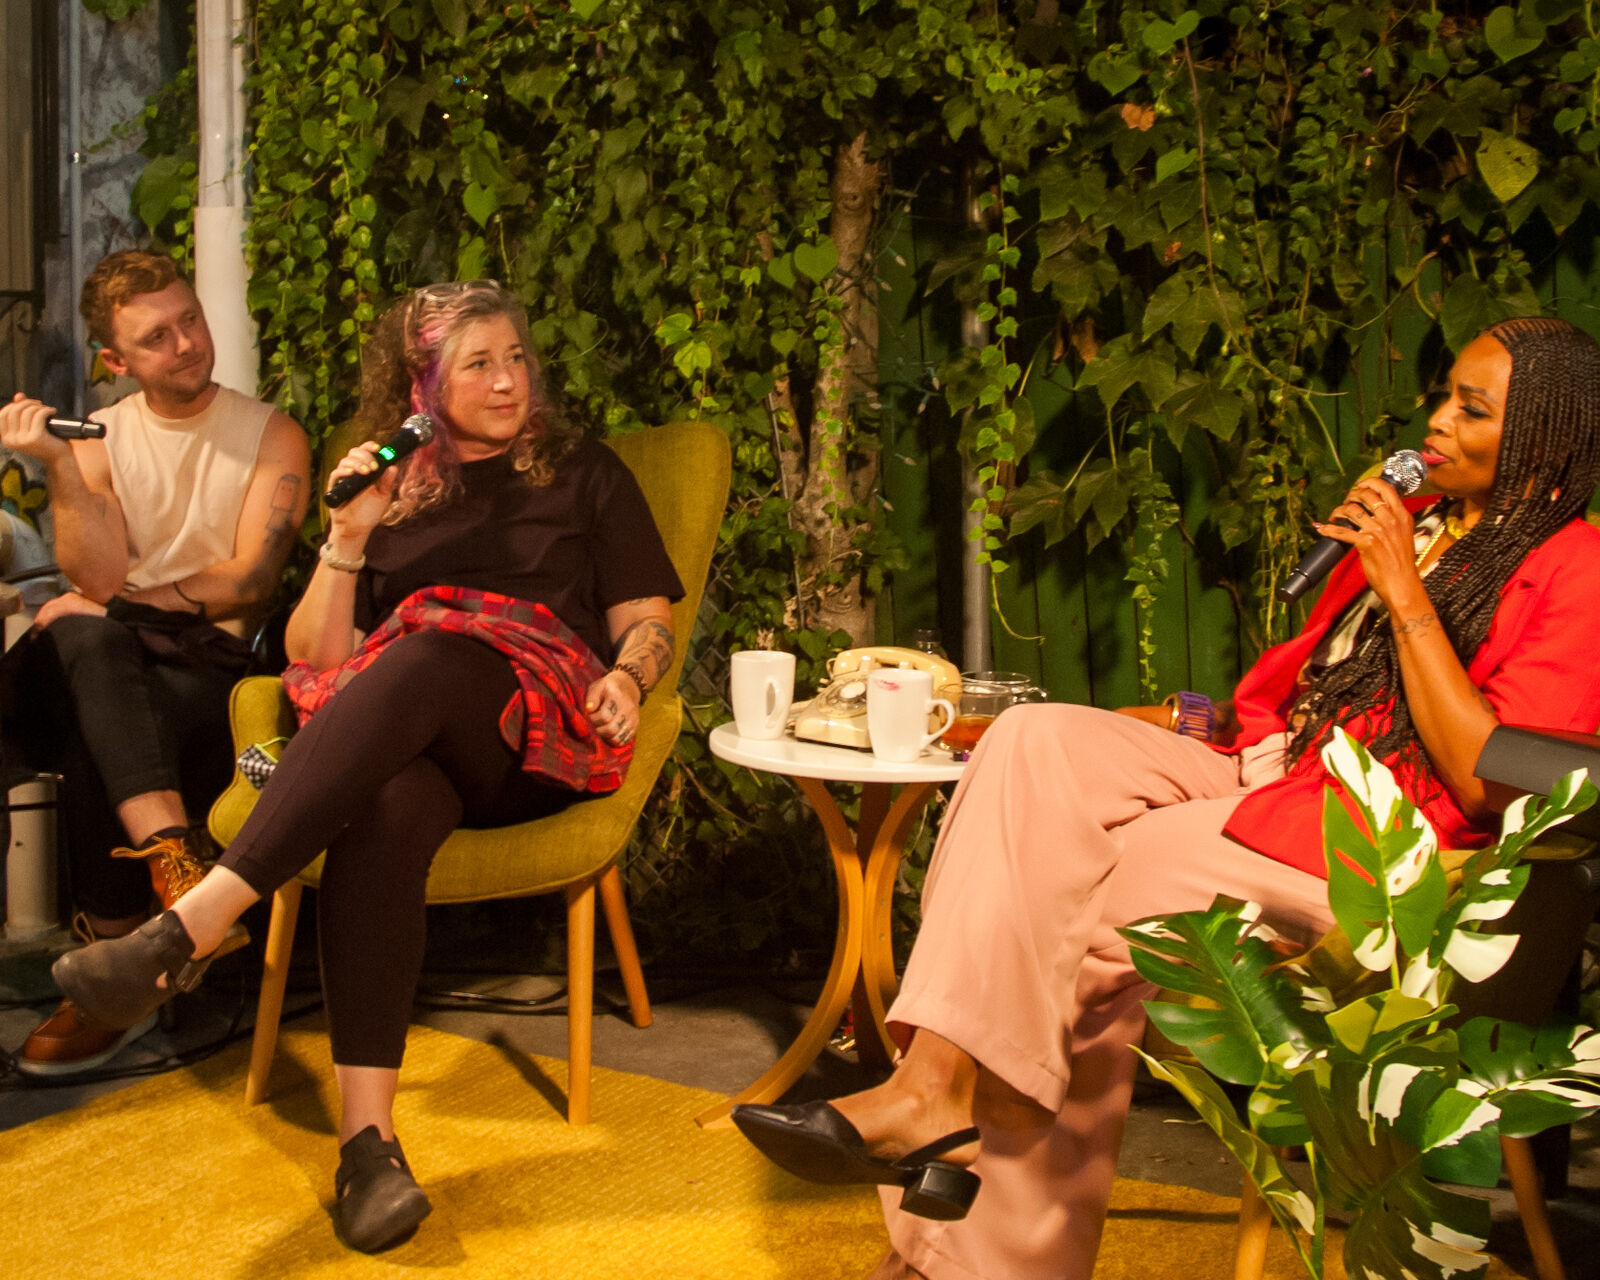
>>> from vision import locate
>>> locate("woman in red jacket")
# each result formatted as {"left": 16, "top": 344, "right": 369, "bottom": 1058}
{"left": 734, "top": 316, "right": 1600, "bottom": 1280}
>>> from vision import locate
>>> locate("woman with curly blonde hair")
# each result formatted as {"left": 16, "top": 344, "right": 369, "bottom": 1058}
{"left": 54, "top": 280, "right": 683, "bottom": 1253}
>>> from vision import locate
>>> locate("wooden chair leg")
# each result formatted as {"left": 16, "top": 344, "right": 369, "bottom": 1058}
{"left": 565, "top": 878, "right": 596, "bottom": 1125}
{"left": 244, "top": 881, "right": 303, "bottom": 1107}
{"left": 1233, "top": 1171, "right": 1272, "bottom": 1280}
{"left": 597, "top": 864, "right": 652, "bottom": 1028}
{"left": 1502, "top": 1135, "right": 1568, "bottom": 1280}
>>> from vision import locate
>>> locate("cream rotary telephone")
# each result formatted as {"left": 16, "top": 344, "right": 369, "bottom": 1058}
{"left": 791, "top": 646, "right": 961, "bottom": 750}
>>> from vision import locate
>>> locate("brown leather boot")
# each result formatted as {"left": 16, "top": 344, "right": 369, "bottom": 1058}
{"left": 109, "top": 830, "right": 207, "bottom": 910}
{"left": 16, "top": 915, "right": 158, "bottom": 1076}
{"left": 109, "top": 829, "right": 250, "bottom": 953}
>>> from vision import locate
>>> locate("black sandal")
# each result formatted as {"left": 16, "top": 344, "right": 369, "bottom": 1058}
{"left": 51, "top": 912, "right": 220, "bottom": 1031}
{"left": 732, "top": 1101, "right": 981, "bottom": 1221}
{"left": 334, "top": 1126, "right": 432, "bottom": 1253}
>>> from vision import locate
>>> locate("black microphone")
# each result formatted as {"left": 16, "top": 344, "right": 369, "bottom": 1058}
{"left": 45, "top": 416, "right": 107, "bottom": 440}
{"left": 323, "top": 414, "right": 436, "bottom": 508}
{"left": 1276, "top": 449, "right": 1429, "bottom": 604}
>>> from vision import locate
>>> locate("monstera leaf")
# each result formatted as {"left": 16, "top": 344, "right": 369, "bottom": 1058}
{"left": 1138, "top": 1054, "right": 1324, "bottom": 1279}
{"left": 1297, "top": 1059, "right": 1494, "bottom": 1280}
{"left": 1457, "top": 1018, "right": 1600, "bottom": 1137}
{"left": 1122, "top": 898, "right": 1329, "bottom": 1086}
{"left": 1319, "top": 730, "right": 1449, "bottom": 975}
{"left": 1406, "top": 771, "right": 1598, "bottom": 1001}
{"left": 1130, "top": 737, "right": 1598, "bottom": 1280}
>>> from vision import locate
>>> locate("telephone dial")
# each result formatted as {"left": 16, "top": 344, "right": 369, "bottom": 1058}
{"left": 791, "top": 645, "right": 962, "bottom": 750}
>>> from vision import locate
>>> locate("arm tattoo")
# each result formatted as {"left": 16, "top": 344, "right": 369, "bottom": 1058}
{"left": 1392, "top": 611, "right": 1439, "bottom": 638}
{"left": 616, "top": 618, "right": 676, "bottom": 684}
{"left": 263, "top": 475, "right": 301, "bottom": 543}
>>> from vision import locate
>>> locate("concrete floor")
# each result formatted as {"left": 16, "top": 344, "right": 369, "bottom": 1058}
{"left": 2, "top": 903, "right": 1596, "bottom": 1278}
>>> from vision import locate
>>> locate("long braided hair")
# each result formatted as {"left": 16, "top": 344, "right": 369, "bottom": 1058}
{"left": 1286, "top": 317, "right": 1600, "bottom": 772}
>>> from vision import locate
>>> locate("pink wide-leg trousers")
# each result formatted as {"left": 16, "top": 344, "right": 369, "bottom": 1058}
{"left": 883, "top": 704, "right": 1336, "bottom": 1279}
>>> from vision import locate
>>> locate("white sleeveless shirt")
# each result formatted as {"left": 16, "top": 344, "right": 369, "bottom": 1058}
{"left": 100, "top": 385, "right": 272, "bottom": 605}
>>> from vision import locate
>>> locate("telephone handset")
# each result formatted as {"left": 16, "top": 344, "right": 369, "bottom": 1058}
{"left": 791, "top": 645, "right": 962, "bottom": 750}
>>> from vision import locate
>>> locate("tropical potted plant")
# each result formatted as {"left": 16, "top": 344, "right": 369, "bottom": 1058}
{"left": 1122, "top": 728, "right": 1600, "bottom": 1280}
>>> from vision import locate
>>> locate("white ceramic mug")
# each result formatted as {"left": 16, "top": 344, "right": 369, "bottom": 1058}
{"left": 730, "top": 649, "right": 796, "bottom": 740}
{"left": 866, "top": 668, "right": 955, "bottom": 763}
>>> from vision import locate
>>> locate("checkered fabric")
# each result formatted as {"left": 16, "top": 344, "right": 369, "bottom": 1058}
{"left": 236, "top": 742, "right": 281, "bottom": 789}
{"left": 281, "top": 586, "right": 631, "bottom": 794}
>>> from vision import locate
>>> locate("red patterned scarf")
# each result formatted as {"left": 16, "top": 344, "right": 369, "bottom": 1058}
{"left": 282, "top": 586, "right": 630, "bottom": 793}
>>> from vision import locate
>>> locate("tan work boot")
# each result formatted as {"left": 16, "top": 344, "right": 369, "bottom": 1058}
{"left": 109, "top": 829, "right": 250, "bottom": 953}
{"left": 110, "top": 829, "right": 206, "bottom": 910}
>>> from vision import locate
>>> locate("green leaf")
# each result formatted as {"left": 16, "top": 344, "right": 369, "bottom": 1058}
{"left": 377, "top": 75, "right": 434, "bottom": 138}
{"left": 462, "top": 182, "right": 498, "bottom": 227}
{"left": 1007, "top": 470, "right": 1068, "bottom": 544}
{"left": 1123, "top": 897, "right": 1331, "bottom": 1087}
{"left": 1297, "top": 1061, "right": 1492, "bottom": 1280}
{"left": 792, "top": 238, "right": 838, "bottom": 281}
{"left": 768, "top": 255, "right": 797, "bottom": 290}
{"left": 1076, "top": 335, "right": 1178, "bottom": 411}
{"left": 1164, "top": 372, "right": 1245, "bottom": 441}
{"left": 430, "top": 0, "right": 467, "bottom": 40}
{"left": 569, "top": 0, "right": 605, "bottom": 17}
{"left": 1138, "top": 1055, "right": 1321, "bottom": 1276}
{"left": 1142, "top": 10, "right": 1199, "bottom": 56}
{"left": 504, "top": 64, "right": 570, "bottom": 109}
{"left": 612, "top": 166, "right": 649, "bottom": 218}
{"left": 1319, "top": 731, "right": 1449, "bottom": 971}
{"left": 1478, "top": 129, "right": 1542, "bottom": 204}
{"left": 131, "top": 154, "right": 191, "bottom": 231}
{"left": 1458, "top": 1018, "right": 1600, "bottom": 1137}
{"left": 299, "top": 118, "right": 331, "bottom": 156}
{"left": 1154, "top": 147, "right": 1196, "bottom": 183}
{"left": 1483, "top": 6, "right": 1545, "bottom": 63}
{"left": 1086, "top": 52, "right": 1142, "bottom": 95}
{"left": 1439, "top": 275, "right": 1506, "bottom": 354}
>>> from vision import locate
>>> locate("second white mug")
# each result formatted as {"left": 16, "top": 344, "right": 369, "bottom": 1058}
{"left": 866, "top": 668, "right": 954, "bottom": 762}
{"left": 730, "top": 649, "right": 796, "bottom": 740}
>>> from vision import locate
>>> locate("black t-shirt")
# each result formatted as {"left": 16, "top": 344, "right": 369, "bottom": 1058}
{"left": 354, "top": 439, "right": 684, "bottom": 663}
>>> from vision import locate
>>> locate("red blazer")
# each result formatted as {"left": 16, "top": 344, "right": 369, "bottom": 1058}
{"left": 1219, "top": 510, "right": 1600, "bottom": 876}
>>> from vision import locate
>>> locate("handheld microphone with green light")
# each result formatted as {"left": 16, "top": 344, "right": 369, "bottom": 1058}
{"left": 323, "top": 414, "right": 435, "bottom": 508}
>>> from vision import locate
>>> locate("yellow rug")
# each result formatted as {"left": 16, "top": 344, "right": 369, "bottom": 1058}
{"left": 0, "top": 1023, "right": 1533, "bottom": 1279}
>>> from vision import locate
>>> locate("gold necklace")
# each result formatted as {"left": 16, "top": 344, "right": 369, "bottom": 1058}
{"left": 1444, "top": 511, "right": 1472, "bottom": 540}
{"left": 1414, "top": 522, "right": 1448, "bottom": 566}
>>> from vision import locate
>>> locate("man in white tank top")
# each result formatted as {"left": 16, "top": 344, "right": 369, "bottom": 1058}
{"left": 0, "top": 251, "right": 311, "bottom": 1075}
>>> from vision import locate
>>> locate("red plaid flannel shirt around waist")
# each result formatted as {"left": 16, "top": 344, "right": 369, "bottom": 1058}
{"left": 282, "top": 586, "right": 630, "bottom": 793}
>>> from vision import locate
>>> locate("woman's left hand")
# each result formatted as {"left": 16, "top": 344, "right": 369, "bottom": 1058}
{"left": 1313, "top": 476, "right": 1425, "bottom": 612}
{"left": 584, "top": 670, "right": 641, "bottom": 746}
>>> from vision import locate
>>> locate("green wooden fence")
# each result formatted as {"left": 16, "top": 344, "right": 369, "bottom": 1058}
{"left": 873, "top": 194, "right": 1600, "bottom": 708}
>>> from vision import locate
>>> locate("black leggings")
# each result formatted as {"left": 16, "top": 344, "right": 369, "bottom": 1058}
{"left": 219, "top": 630, "right": 579, "bottom": 1067}
{"left": 0, "top": 613, "right": 242, "bottom": 919}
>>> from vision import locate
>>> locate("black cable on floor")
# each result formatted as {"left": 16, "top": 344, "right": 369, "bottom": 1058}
{"left": 0, "top": 969, "right": 312, "bottom": 1092}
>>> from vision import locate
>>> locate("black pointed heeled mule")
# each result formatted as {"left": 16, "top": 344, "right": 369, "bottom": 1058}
{"left": 731, "top": 1100, "right": 981, "bottom": 1221}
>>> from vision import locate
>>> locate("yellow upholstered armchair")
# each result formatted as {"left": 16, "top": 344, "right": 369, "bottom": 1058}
{"left": 208, "top": 420, "right": 731, "bottom": 1123}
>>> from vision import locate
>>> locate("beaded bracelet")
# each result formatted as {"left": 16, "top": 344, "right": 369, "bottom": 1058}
{"left": 610, "top": 660, "right": 649, "bottom": 703}
{"left": 1162, "top": 691, "right": 1215, "bottom": 741}
{"left": 318, "top": 540, "right": 366, "bottom": 573}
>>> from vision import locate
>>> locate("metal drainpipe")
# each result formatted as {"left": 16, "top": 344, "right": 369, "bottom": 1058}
{"left": 194, "top": 0, "right": 258, "bottom": 396}
{"left": 960, "top": 167, "right": 992, "bottom": 672}
{"left": 67, "top": 0, "right": 84, "bottom": 414}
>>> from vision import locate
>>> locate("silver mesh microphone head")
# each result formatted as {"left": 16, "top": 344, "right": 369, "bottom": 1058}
{"left": 1382, "top": 448, "right": 1427, "bottom": 495}
{"left": 401, "top": 413, "right": 436, "bottom": 443}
